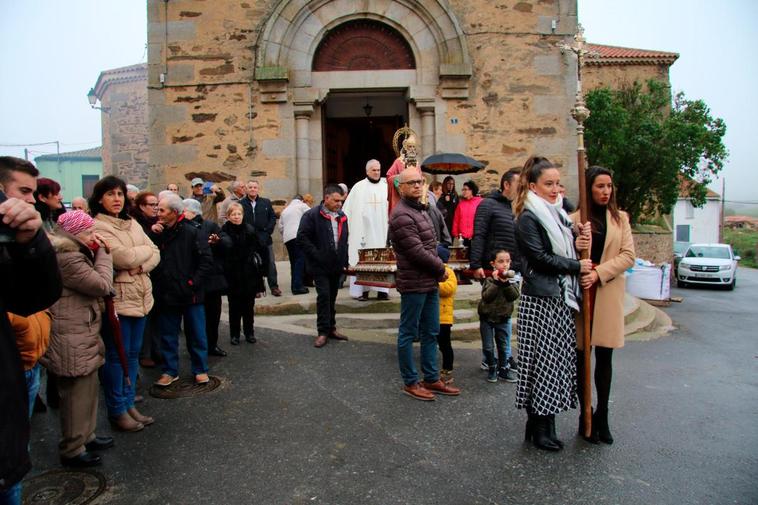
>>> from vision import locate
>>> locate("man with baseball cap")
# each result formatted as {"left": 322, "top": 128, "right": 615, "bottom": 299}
{"left": 190, "top": 178, "right": 225, "bottom": 224}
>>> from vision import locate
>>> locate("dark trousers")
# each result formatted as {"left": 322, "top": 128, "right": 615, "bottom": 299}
{"left": 285, "top": 239, "right": 305, "bottom": 291}
{"left": 267, "top": 243, "right": 279, "bottom": 290}
{"left": 140, "top": 312, "right": 161, "bottom": 361}
{"left": 437, "top": 323, "right": 454, "bottom": 370}
{"left": 228, "top": 294, "right": 255, "bottom": 339}
{"left": 204, "top": 291, "right": 223, "bottom": 350}
{"left": 314, "top": 273, "right": 340, "bottom": 336}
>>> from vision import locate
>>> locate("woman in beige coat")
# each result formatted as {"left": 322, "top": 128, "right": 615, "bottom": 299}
{"left": 90, "top": 176, "right": 160, "bottom": 432}
{"left": 572, "top": 166, "right": 635, "bottom": 445}
{"left": 40, "top": 211, "right": 114, "bottom": 467}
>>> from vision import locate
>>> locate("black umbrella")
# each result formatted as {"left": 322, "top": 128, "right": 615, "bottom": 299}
{"left": 420, "top": 153, "right": 485, "bottom": 175}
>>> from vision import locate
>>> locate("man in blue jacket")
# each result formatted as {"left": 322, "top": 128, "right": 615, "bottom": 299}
{"left": 297, "top": 184, "right": 349, "bottom": 348}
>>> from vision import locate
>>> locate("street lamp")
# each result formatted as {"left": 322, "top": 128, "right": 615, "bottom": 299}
{"left": 87, "top": 88, "right": 110, "bottom": 113}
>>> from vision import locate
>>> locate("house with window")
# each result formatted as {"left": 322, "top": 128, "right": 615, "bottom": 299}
{"left": 672, "top": 180, "right": 722, "bottom": 244}
{"left": 35, "top": 146, "right": 102, "bottom": 204}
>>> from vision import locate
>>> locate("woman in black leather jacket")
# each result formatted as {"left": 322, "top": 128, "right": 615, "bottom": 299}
{"left": 512, "top": 156, "right": 591, "bottom": 452}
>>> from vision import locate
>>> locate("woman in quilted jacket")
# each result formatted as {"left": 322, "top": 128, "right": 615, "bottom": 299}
{"left": 40, "top": 211, "right": 113, "bottom": 467}
{"left": 90, "top": 176, "right": 160, "bottom": 432}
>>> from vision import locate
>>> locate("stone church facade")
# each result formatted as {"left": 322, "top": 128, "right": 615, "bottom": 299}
{"left": 146, "top": 0, "right": 585, "bottom": 202}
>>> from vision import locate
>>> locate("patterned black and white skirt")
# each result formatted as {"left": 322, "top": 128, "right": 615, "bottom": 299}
{"left": 515, "top": 295, "right": 578, "bottom": 415}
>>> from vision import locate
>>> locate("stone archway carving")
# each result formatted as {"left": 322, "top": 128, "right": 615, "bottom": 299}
{"left": 312, "top": 19, "right": 416, "bottom": 71}
{"left": 255, "top": 0, "right": 471, "bottom": 95}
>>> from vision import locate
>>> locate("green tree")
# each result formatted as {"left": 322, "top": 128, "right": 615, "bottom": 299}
{"left": 585, "top": 80, "right": 727, "bottom": 224}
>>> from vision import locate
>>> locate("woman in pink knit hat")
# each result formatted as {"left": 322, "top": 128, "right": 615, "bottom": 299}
{"left": 40, "top": 211, "right": 114, "bottom": 467}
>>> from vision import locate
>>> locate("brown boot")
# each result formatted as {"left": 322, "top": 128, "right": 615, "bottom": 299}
{"left": 110, "top": 413, "right": 144, "bottom": 432}
{"left": 127, "top": 407, "right": 154, "bottom": 426}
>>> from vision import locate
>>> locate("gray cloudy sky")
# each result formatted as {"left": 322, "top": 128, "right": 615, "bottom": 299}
{"left": 1, "top": 1, "right": 755, "bottom": 203}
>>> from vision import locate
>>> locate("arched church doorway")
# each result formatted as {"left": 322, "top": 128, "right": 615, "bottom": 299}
{"left": 322, "top": 91, "right": 407, "bottom": 188}
{"left": 313, "top": 19, "right": 416, "bottom": 188}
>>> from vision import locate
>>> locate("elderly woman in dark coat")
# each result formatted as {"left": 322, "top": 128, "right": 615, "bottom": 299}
{"left": 221, "top": 202, "right": 266, "bottom": 345}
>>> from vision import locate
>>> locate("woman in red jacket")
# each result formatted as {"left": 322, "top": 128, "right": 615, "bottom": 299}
{"left": 451, "top": 180, "right": 483, "bottom": 248}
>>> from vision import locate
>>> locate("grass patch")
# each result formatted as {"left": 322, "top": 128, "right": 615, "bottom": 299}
{"left": 724, "top": 228, "right": 758, "bottom": 269}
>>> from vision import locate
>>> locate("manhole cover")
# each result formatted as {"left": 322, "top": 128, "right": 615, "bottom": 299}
{"left": 22, "top": 469, "right": 106, "bottom": 505}
{"left": 149, "top": 375, "right": 223, "bottom": 399}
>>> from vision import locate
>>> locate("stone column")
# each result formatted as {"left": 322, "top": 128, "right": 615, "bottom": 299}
{"left": 294, "top": 107, "right": 312, "bottom": 195}
{"left": 416, "top": 102, "right": 436, "bottom": 160}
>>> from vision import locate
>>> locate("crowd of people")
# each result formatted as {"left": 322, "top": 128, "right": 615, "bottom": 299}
{"left": 0, "top": 149, "right": 635, "bottom": 502}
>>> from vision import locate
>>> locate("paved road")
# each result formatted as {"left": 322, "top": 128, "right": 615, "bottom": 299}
{"left": 26, "top": 270, "right": 758, "bottom": 504}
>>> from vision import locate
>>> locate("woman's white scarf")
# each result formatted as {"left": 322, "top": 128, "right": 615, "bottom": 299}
{"left": 524, "top": 190, "right": 581, "bottom": 311}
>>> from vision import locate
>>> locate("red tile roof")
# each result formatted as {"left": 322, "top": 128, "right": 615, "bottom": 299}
{"left": 587, "top": 43, "right": 679, "bottom": 67}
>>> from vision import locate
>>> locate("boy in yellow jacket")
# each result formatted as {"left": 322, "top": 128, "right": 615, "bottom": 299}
{"left": 436, "top": 246, "right": 457, "bottom": 383}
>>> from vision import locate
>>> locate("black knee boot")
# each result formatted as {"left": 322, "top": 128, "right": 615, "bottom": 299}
{"left": 593, "top": 409, "right": 614, "bottom": 445}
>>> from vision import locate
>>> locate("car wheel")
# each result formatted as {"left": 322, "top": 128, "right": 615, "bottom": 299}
{"left": 727, "top": 278, "right": 735, "bottom": 291}
{"left": 677, "top": 279, "right": 687, "bottom": 288}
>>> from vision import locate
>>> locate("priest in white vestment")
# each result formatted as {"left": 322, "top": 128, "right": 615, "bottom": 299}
{"left": 342, "top": 159, "right": 390, "bottom": 300}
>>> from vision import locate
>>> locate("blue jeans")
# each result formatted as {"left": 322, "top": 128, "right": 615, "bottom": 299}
{"left": 398, "top": 290, "right": 440, "bottom": 386}
{"left": 103, "top": 315, "right": 146, "bottom": 417}
{"left": 480, "top": 318, "right": 512, "bottom": 368}
{"left": 25, "top": 363, "right": 41, "bottom": 419}
{"left": 159, "top": 304, "right": 208, "bottom": 377}
{"left": 0, "top": 484, "right": 20, "bottom": 505}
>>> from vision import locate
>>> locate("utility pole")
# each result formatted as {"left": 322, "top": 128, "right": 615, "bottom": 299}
{"left": 720, "top": 178, "right": 725, "bottom": 243}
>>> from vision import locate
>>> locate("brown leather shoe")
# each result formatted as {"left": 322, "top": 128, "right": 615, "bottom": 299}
{"left": 422, "top": 379, "right": 461, "bottom": 396}
{"left": 328, "top": 330, "right": 348, "bottom": 341}
{"left": 271, "top": 287, "right": 283, "bottom": 297}
{"left": 314, "top": 335, "right": 328, "bottom": 348}
{"left": 109, "top": 413, "right": 144, "bottom": 432}
{"left": 403, "top": 382, "right": 435, "bottom": 401}
{"left": 127, "top": 407, "right": 154, "bottom": 426}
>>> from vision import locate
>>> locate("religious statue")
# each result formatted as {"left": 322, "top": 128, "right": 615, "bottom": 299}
{"left": 386, "top": 125, "right": 424, "bottom": 215}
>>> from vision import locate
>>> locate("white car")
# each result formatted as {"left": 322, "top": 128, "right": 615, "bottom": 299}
{"left": 677, "top": 243, "right": 740, "bottom": 290}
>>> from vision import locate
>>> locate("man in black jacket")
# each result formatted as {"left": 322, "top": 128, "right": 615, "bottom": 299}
{"left": 241, "top": 180, "right": 281, "bottom": 296}
{"left": 470, "top": 168, "right": 522, "bottom": 276}
{"left": 1, "top": 156, "right": 63, "bottom": 502}
{"left": 151, "top": 194, "right": 214, "bottom": 387}
{"left": 297, "top": 184, "right": 349, "bottom": 348}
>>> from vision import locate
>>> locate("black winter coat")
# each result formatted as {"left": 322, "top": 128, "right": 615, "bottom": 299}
{"left": 470, "top": 190, "right": 521, "bottom": 272}
{"left": 150, "top": 217, "right": 213, "bottom": 307}
{"left": 0, "top": 230, "right": 62, "bottom": 490}
{"left": 516, "top": 209, "right": 581, "bottom": 297}
{"left": 241, "top": 196, "right": 276, "bottom": 246}
{"left": 297, "top": 205, "right": 349, "bottom": 277}
{"left": 192, "top": 215, "right": 230, "bottom": 294}
{"left": 221, "top": 221, "right": 267, "bottom": 298}
{"left": 389, "top": 198, "right": 445, "bottom": 293}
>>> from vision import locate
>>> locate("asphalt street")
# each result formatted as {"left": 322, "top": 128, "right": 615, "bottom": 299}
{"left": 25, "top": 269, "right": 758, "bottom": 505}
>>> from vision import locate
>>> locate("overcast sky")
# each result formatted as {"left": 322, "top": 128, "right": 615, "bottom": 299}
{"left": 1, "top": 1, "right": 755, "bottom": 203}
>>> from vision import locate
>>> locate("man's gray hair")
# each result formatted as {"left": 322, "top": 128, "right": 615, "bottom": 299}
{"left": 157, "top": 190, "right": 173, "bottom": 201}
{"left": 162, "top": 193, "right": 185, "bottom": 214}
{"left": 126, "top": 184, "right": 140, "bottom": 193}
{"left": 365, "top": 159, "right": 380, "bottom": 171}
{"left": 182, "top": 198, "right": 202, "bottom": 216}
{"left": 230, "top": 180, "right": 243, "bottom": 191}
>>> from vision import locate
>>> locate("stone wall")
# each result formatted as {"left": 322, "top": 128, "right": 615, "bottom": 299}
{"left": 584, "top": 64, "right": 669, "bottom": 92}
{"left": 633, "top": 229, "right": 674, "bottom": 266}
{"left": 98, "top": 68, "right": 150, "bottom": 189}
{"left": 146, "top": 0, "right": 580, "bottom": 199}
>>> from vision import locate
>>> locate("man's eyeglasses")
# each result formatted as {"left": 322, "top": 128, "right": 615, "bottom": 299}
{"left": 144, "top": 202, "right": 159, "bottom": 207}
{"left": 401, "top": 179, "right": 424, "bottom": 187}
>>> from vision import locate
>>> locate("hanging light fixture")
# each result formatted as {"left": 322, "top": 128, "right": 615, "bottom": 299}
{"left": 363, "top": 99, "right": 373, "bottom": 117}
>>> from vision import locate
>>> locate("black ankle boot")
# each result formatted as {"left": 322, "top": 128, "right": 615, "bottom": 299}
{"left": 593, "top": 409, "right": 614, "bottom": 445}
{"left": 531, "top": 415, "right": 561, "bottom": 451}
{"left": 524, "top": 412, "right": 534, "bottom": 442}
{"left": 547, "top": 414, "right": 564, "bottom": 448}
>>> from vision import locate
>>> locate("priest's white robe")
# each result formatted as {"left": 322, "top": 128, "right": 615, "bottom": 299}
{"left": 342, "top": 177, "right": 389, "bottom": 298}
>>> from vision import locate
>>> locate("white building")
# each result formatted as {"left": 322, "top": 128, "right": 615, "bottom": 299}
{"left": 672, "top": 186, "right": 722, "bottom": 244}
